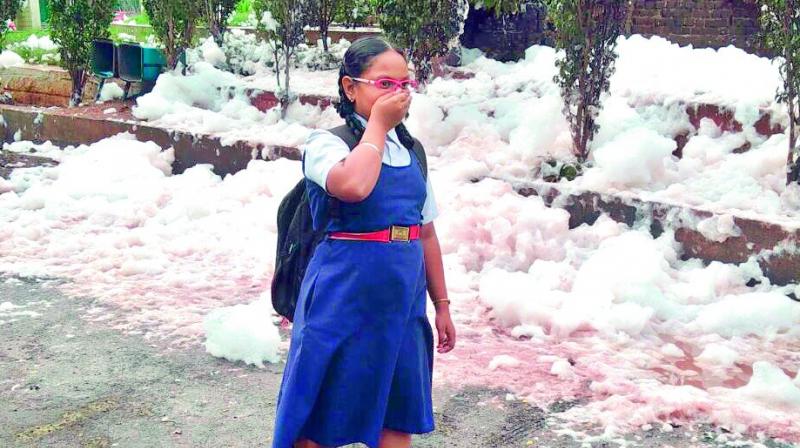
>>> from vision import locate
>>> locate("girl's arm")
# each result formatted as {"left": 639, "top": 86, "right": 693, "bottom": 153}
{"left": 326, "top": 91, "right": 410, "bottom": 202}
{"left": 325, "top": 119, "right": 390, "bottom": 202}
{"left": 422, "top": 221, "right": 456, "bottom": 352}
{"left": 421, "top": 222, "right": 448, "bottom": 313}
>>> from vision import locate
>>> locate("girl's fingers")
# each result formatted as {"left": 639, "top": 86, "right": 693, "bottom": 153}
{"left": 446, "top": 325, "right": 456, "bottom": 351}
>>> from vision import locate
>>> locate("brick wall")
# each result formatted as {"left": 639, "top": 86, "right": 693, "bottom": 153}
{"left": 628, "top": 0, "right": 763, "bottom": 55}
{"left": 459, "top": 0, "right": 766, "bottom": 62}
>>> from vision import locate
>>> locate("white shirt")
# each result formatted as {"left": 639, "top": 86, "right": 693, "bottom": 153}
{"left": 301, "top": 116, "right": 439, "bottom": 224}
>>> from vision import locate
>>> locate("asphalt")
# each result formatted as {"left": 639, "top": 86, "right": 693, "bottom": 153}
{"left": 0, "top": 275, "right": 794, "bottom": 448}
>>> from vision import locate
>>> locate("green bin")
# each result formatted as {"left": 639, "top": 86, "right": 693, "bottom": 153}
{"left": 118, "top": 43, "right": 167, "bottom": 99}
{"left": 91, "top": 39, "right": 117, "bottom": 101}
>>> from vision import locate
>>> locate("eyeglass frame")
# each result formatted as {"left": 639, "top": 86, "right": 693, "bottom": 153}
{"left": 349, "top": 76, "right": 419, "bottom": 91}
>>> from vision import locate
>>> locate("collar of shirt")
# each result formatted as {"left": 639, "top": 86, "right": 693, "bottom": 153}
{"left": 354, "top": 113, "right": 401, "bottom": 147}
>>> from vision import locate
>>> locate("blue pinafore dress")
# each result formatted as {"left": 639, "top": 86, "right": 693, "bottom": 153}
{"left": 271, "top": 146, "right": 436, "bottom": 448}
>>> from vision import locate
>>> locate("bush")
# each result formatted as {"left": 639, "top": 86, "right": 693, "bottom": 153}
{"left": 470, "top": 0, "right": 527, "bottom": 15}
{"left": 216, "top": 30, "right": 275, "bottom": 75}
{"left": 758, "top": 0, "right": 800, "bottom": 184}
{"left": 143, "top": 0, "right": 202, "bottom": 69}
{"left": 203, "top": 0, "right": 239, "bottom": 45}
{"left": 228, "top": 0, "right": 258, "bottom": 26}
{"left": 253, "top": 0, "right": 313, "bottom": 114}
{"left": 375, "top": 0, "right": 468, "bottom": 83}
{"left": 0, "top": 0, "right": 23, "bottom": 49}
{"left": 48, "top": 0, "right": 114, "bottom": 106}
{"left": 114, "top": 0, "right": 142, "bottom": 12}
{"left": 544, "top": 0, "right": 627, "bottom": 164}
{"left": 196, "top": 27, "right": 347, "bottom": 75}
{"left": 8, "top": 35, "right": 60, "bottom": 65}
{"left": 309, "top": 0, "right": 342, "bottom": 52}
{"left": 333, "top": 0, "right": 375, "bottom": 28}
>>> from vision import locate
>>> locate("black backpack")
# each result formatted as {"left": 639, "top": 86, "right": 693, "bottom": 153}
{"left": 271, "top": 124, "right": 428, "bottom": 322}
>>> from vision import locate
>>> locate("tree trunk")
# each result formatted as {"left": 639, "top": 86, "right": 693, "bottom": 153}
{"left": 166, "top": 19, "right": 179, "bottom": 70}
{"left": 206, "top": 0, "right": 224, "bottom": 46}
{"left": 784, "top": 1, "right": 798, "bottom": 184}
{"left": 281, "top": 46, "right": 291, "bottom": 118}
{"left": 788, "top": 92, "right": 797, "bottom": 184}
{"left": 321, "top": 23, "right": 329, "bottom": 52}
{"left": 271, "top": 39, "right": 282, "bottom": 94}
{"left": 69, "top": 69, "right": 86, "bottom": 107}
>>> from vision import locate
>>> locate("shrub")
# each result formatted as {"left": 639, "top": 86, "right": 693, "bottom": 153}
{"left": 143, "top": 0, "right": 202, "bottom": 69}
{"left": 0, "top": 0, "right": 22, "bottom": 49}
{"left": 543, "top": 0, "right": 628, "bottom": 164}
{"left": 758, "top": 0, "right": 800, "bottom": 184}
{"left": 48, "top": 0, "right": 114, "bottom": 106}
{"left": 308, "top": 0, "right": 345, "bottom": 52}
{"left": 203, "top": 0, "right": 239, "bottom": 45}
{"left": 333, "top": 0, "right": 375, "bottom": 28}
{"left": 470, "top": 0, "right": 527, "bottom": 14}
{"left": 253, "top": 0, "right": 313, "bottom": 114}
{"left": 375, "top": 0, "right": 468, "bottom": 83}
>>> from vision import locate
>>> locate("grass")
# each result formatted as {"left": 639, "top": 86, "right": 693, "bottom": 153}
{"left": 109, "top": 25, "right": 155, "bottom": 44}
{"left": 127, "top": 12, "right": 150, "bottom": 26}
{"left": 5, "top": 0, "right": 254, "bottom": 58}
{"left": 229, "top": 0, "right": 255, "bottom": 26}
{"left": 4, "top": 29, "right": 50, "bottom": 46}
{"left": 10, "top": 46, "right": 59, "bottom": 65}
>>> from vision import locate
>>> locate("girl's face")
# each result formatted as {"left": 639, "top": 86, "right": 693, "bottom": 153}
{"left": 342, "top": 49, "right": 412, "bottom": 120}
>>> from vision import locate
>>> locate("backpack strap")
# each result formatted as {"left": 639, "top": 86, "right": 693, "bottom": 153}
{"left": 410, "top": 137, "right": 428, "bottom": 181}
{"left": 325, "top": 125, "right": 357, "bottom": 220}
{"left": 327, "top": 124, "right": 428, "bottom": 180}
{"left": 328, "top": 125, "right": 359, "bottom": 150}
{"left": 323, "top": 123, "right": 429, "bottom": 224}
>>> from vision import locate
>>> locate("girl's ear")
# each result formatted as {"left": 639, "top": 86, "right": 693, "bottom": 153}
{"left": 342, "top": 76, "right": 357, "bottom": 102}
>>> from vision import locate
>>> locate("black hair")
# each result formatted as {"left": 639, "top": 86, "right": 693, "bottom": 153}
{"left": 335, "top": 36, "right": 417, "bottom": 150}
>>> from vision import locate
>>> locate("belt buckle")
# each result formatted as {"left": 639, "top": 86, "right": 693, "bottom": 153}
{"left": 390, "top": 225, "right": 410, "bottom": 242}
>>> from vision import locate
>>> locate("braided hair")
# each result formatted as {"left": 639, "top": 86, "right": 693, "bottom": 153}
{"left": 335, "top": 36, "right": 417, "bottom": 150}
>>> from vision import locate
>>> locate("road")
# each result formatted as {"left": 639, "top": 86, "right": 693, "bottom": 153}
{"left": 0, "top": 275, "right": 791, "bottom": 448}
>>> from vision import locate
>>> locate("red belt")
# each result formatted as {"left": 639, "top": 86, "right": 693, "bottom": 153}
{"left": 329, "top": 225, "right": 421, "bottom": 243}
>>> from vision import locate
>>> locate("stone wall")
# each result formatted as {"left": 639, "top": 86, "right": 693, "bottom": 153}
{"left": 459, "top": 2, "right": 549, "bottom": 62}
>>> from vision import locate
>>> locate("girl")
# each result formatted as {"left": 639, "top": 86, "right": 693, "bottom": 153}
{"left": 272, "top": 36, "right": 456, "bottom": 448}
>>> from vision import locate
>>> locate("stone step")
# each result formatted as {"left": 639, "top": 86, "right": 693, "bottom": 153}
{"left": 0, "top": 103, "right": 300, "bottom": 178}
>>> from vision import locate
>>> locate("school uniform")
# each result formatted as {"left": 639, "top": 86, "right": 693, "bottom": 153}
{"left": 271, "top": 115, "right": 438, "bottom": 448}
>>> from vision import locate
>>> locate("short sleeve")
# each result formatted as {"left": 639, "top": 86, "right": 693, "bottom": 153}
{"left": 421, "top": 176, "right": 439, "bottom": 224}
{"left": 302, "top": 129, "right": 350, "bottom": 193}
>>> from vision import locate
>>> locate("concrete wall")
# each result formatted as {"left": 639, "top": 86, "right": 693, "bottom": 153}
{"left": 15, "top": 0, "right": 42, "bottom": 30}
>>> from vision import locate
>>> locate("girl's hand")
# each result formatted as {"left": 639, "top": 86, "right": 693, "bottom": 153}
{"left": 434, "top": 308, "right": 456, "bottom": 353}
{"left": 369, "top": 90, "right": 411, "bottom": 131}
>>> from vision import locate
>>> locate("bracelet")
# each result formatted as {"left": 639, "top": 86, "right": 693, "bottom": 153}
{"left": 432, "top": 298, "right": 451, "bottom": 305}
{"left": 359, "top": 142, "right": 382, "bottom": 155}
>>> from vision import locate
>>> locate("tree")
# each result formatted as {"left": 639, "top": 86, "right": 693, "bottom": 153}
{"left": 253, "top": 0, "right": 313, "bottom": 115}
{"left": 543, "top": 0, "right": 628, "bottom": 163}
{"left": 334, "top": 0, "right": 375, "bottom": 28}
{"left": 308, "top": 0, "right": 348, "bottom": 52}
{"left": 203, "top": 0, "right": 238, "bottom": 46}
{"left": 48, "top": 0, "right": 114, "bottom": 106}
{"left": 375, "top": 0, "right": 469, "bottom": 83}
{"left": 0, "top": 0, "right": 22, "bottom": 49}
{"left": 143, "top": 0, "right": 201, "bottom": 69}
{"left": 471, "top": 0, "right": 527, "bottom": 15}
{"left": 758, "top": 0, "right": 800, "bottom": 184}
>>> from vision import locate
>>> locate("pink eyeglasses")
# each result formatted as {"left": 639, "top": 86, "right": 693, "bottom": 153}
{"left": 351, "top": 77, "right": 419, "bottom": 91}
